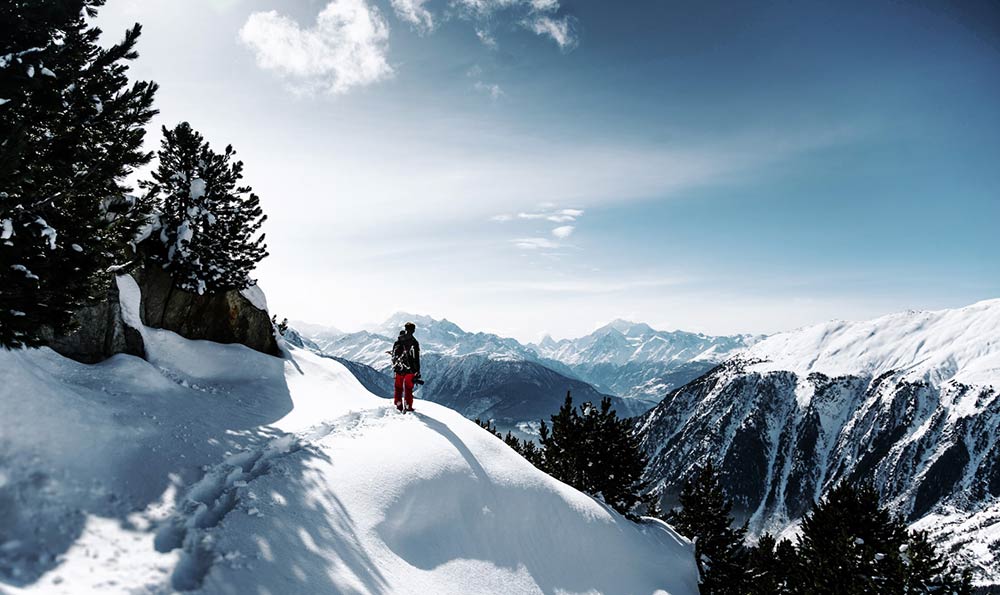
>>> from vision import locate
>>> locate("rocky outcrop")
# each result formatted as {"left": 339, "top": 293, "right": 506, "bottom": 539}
{"left": 134, "top": 265, "right": 280, "bottom": 357}
{"left": 45, "top": 277, "right": 145, "bottom": 364}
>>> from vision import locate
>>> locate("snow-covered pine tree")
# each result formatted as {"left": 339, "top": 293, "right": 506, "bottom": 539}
{"left": 0, "top": 0, "right": 157, "bottom": 348}
{"left": 539, "top": 393, "right": 648, "bottom": 518}
{"left": 669, "top": 462, "right": 749, "bottom": 594}
{"left": 142, "top": 122, "right": 267, "bottom": 294}
{"left": 791, "top": 483, "right": 971, "bottom": 595}
{"left": 583, "top": 397, "right": 648, "bottom": 518}
{"left": 539, "top": 391, "right": 584, "bottom": 486}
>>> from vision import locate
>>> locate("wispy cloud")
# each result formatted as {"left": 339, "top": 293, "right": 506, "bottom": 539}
{"left": 391, "top": 0, "right": 434, "bottom": 32}
{"left": 505, "top": 207, "right": 584, "bottom": 223}
{"left": 403, "top": 0, "right": 578, "bottom": 50}
{"left": 496, "top": 205, "right": 584, "bottom": 251}
{"left": 512, "top": 237, "right": 561, "bottom": 250}
{"left": 526, "top": 15, "right": 578, "bottom": 51}
{"left": 474, "top": 81, "right": 504, "bottom": 100}
{"left": 476, "top": 28, "right": 498, "bottom": 49}
{"left": 239, "top": 0, "right": 392, "bottom": 95}
{"left": 551, "top": 225, "right": 574, "bottom": 239}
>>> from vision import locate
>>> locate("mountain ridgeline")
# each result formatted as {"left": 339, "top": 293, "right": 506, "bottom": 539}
{"left": 634, "top": 299, "right": 1000, "bottom": 585}
{"left": 294, "top": 314, "right": 754, "bottom": 437}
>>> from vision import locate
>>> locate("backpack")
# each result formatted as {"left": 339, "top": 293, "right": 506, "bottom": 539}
{"left": 391, "top": 333, "right": 414, "bottom": 373}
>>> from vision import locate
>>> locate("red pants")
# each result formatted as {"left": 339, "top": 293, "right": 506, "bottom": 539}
{"left": 394, "top": 373, "right": 415, "bottom": 408}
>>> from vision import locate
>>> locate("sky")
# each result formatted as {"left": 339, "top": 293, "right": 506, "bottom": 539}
{"left": 96, "top": 0, "right": 1000, "bottom": 342}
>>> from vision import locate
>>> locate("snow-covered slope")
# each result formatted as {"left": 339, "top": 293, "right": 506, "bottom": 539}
{"left": 531, "top": 320, "right": 758, "bottom": 368}
{"left": 0, "top": 282, "right": 697, "bottom": 594}
{"left": 635, "top": 299, "right": 1000, "bottom": 587}
{"left": 743, "top": 298, "right": 1000, "bottom": 388}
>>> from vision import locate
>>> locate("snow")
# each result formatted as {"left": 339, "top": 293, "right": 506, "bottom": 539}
{"left": 744, "top": 299, "right": 1000, "bottom": 389}
{"left": 10, "top": 264, "right": 39, "bottom": 281}
{"left": 0, "top": 277, "right": 696, "bottom": 594}
{"left": 189, "top": 178, "right": 207, "bottom": 201}
{"left": 911, "top": 501, "right": 1000, "bottom": 587}
{"left": 35, "top": 217, "right": 57, "bottom": 249}
{"left": 239, "top": 283, "right": 268, "bottom": 312}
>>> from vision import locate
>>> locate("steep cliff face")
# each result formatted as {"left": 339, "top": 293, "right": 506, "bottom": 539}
{"left": 45, "top": 267, "right": 280, "bottom": 363}
{"left": 45, "top": 276, "right": 146, "bottom": 364}
{"left": 635, "top": 300, "right": 1000, "bottom": 583}
{"left": 135, "top": 265, "right": 279, "bottom": 357}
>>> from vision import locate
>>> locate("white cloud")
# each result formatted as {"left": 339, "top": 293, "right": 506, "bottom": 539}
{"left": 512, "top": 237, "right": 560, "bottom": 250}
{"left": 239, "top": 0, "right": 393, "bottom": 95}
{"left": 476, "top": 28, "right": 498, "bottom": 49}
{"left": 391, "top": 0, "right": 434, "bottom": 32}
{"left": 513, "top": 207, "right": 584, "bottom": 223}
{"left": 551, "top": 225, "right": 574, "bottom": 239}
{"left": 529, "top": 0, "right": 560, "bottom": 11}
{"left": 474, "top": 81, "right": 504, "bottom": 100}
{"left": 409, "top": 0, "right": 577, "bottom": 50}
{"left": 527, "top": 15, "right": 577, "bottom": 50}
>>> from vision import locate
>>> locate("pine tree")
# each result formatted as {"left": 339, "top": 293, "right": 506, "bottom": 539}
{"left": 585, "top": 397, "right": 648, "bottom": 517}
{"left": 901, "top": 529, "right": 972, "bottom": 594}
{"left": 141, "top": 122, "right": 267, "bottom": 294}
{"left": 539, "top": 392, "right": 583, "bottom": 484}
{"left": 0, "top": 0, "right": 157, "bottom": 348}
{"left": 793, "top": 482, "right": 905, "bottom": 594}
{"left": 670, "top": 462, "right": 749, "bottom": 594}
{"left": 792, "top": 482, "right": 971, "bottom": 595}
{"left": 746, "top": 533, "right": 794, "bottom": 594}
{"left": 539, "top": 392, "right": 649, "bottom": 518}
{"left": 475, "top": 417, "right": 502, "bottom": 438}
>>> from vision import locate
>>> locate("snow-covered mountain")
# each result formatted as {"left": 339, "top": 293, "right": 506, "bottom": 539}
{"left": 301, "top": 314, "right": 632, "bottom": 435}
{"left": 532, "top": 319, "right": 757, "bottom": 366}
{"left": 308, "top": 313, "right": 756, "bottom": 413}
{"left": 0, "top": 282, "right": 698, "bottom": 594}
{"left": 531, "top": 320, "right": 762, "bottom": 402}
{"left": 635, "top": 299, "right": 1000, "bottom": 586}
{"left": 302, "top": 317, "right": 646, "bottom": 438}
{"left": 415, "top": 353, "right": 651, "bottom": 438}
{"left": 285, "top": 320, "right": 343, "bottom": 351}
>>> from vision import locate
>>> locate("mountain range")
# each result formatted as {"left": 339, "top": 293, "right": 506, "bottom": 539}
{"left": 634, "top": 299, "right": 1000, "bottom": 584}
{"left": 291, "top": 314, "right": 756, "bottom": 436}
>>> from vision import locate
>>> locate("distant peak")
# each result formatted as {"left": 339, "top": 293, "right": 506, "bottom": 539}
{"left": 597, "top": 319, "right": 654, "bottom": 336}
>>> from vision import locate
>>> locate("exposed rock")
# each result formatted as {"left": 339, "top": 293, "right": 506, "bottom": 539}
{"left": 45, "top": 277, "right": 145, "bottom": 364}
{"left": 134, "top": 265, "right": 280, "bottom": 357}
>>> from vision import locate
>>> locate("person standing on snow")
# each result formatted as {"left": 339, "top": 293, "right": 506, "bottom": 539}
{"left": 391, "top": 322, "right": 421, "bottom": 412}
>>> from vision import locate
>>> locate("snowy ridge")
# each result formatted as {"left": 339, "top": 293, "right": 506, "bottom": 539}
{"left": 306, "top": 313, "right": 756, "bottom": 411}
{"left": 530, "top": 319, "right": 759, "bottom": 367}
{"left": 0, "top": 279, "right": 697, "bottom": 594}
{"left": 635, "top": 298, "right": 1000, "bottom": 586}
{"left": 743, "top": 298, "right": 1000, "bottom": 388}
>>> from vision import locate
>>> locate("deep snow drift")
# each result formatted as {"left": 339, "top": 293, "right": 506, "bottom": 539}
{"left": 0, "top": 279, "right": 697, "bottom": 594}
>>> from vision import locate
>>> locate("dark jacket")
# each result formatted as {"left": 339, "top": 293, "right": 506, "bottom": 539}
{"left": 391, "top": 331, "right": 420, "bottom": 375}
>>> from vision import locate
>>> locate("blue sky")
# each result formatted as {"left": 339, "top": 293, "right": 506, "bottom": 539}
{"left": 97, "top": 0, "right": 1000, "bottom": 341}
